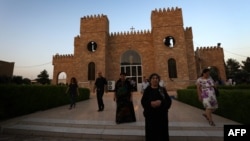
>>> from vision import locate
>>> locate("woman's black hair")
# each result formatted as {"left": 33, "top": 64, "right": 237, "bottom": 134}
{"left": 71, "top": 77, "right": 77, "bottom": 83}
{"left": 201, "top": 68, "right": 210, "bottom": 77}
{"left": 149, "top": 73, "right": 161, "bottom": 81}
{"left": 120, "top": 72, "right": 126, "bottom": 76}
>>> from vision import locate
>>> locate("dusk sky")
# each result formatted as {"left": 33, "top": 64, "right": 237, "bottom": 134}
{"left": 0, "top": 0, "right": 249, "bottom": 79}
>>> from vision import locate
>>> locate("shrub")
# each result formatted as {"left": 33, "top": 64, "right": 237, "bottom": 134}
{"left": 0, "top": 85, "right": 90, "bottom": 120}
{"left": 177, "top": 89, "right": 250, "bottom": 124}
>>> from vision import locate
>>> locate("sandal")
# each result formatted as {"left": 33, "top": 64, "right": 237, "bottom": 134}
{"left": 202, "top": 113, "right": 208, "bottom": 121}
{"left": 209, "top": 121, "right": 215, "bottom": 126}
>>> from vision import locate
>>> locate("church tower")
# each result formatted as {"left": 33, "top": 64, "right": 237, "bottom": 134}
{"left": 74, "top": 14, "right": 109, "bottom": 82}
{"left": 52, "top": 14, "right": 109, "bottom": 85}
{"left": 151, "top": 7, "right": 195, "bottom": 89}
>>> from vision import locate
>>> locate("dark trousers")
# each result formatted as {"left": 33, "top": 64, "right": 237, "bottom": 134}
{"left": 69, "top": 94, "right": 76, "bottom": 108}
{"left": 96, "top": 89, "right": 104, "bottom": 110}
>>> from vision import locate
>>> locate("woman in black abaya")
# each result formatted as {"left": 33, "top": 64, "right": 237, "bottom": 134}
{"left": 141, "top": 73, "right": 172, "bottom": 141}
{"left": 114, "top": 72, "right": 136, "bottom": 124}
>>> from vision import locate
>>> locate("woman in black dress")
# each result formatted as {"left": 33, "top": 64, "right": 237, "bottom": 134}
{"left": 141, "top": 73, "right": 172, "bottom": 141}
{"left": 65, "top": 77, "right": 79, "bottom": 110}
{"left": 114, "top": 72, "right": 136, "bottom": 124}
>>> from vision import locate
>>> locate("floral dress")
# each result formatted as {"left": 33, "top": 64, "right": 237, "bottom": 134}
{"left": 196, "top": 77, "right": 218, "bottom": 109}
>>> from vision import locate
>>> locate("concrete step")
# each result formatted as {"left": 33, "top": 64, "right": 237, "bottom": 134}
{"left": 1, "top": 118, "right": 224, "bottom": 141}
{"left": 16, "top": 118, "right": 223, "bottom": 130}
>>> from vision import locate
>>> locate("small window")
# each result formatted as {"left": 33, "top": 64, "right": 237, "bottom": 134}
{"left": 88, "top": 62, "right": 95, "bottom": 80}
{"left": 168, "top": 58, "right": 177, "bottom": 78}
{"left": 163, "top": 36, "right": 175, "bottom": 48}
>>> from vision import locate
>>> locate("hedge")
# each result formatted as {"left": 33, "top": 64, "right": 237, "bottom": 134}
{"left": 177, "top": 89, "right": 250, "bottom": 124}
{"left": 0, "top": 85, "right": 90, "bottom": 120}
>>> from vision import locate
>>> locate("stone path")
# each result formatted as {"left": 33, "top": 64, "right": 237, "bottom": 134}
{"left": 0, "top": 92, "right": 240, "bottom": 141}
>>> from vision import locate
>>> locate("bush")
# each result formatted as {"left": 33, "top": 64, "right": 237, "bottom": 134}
{"left": 177, "top": 89, "right": 250, "bottom": 124}
{"left": 0, "top": 85, "right": 90, "bottom": 120}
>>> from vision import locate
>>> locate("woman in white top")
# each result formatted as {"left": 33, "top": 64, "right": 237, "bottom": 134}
{"left": 196, "top": 68, "right": 218, "bottom": 126}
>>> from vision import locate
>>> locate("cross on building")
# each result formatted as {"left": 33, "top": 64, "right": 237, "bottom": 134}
{"left": 130, "top": 26, "right": 135, "bottom": 32}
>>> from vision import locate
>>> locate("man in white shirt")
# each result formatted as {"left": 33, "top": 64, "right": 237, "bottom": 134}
{"left": 159, "top": 79, "right": 166, "bottom": 88}
{"left": 141, "top": 76, "right": 149, "bottom": 94}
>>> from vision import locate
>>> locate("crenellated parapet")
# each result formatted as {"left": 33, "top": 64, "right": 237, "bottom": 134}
{"left": 195, "top": 46, "right": 224, "bottom": 63}
{"left": 53, "top": 54, "right": 74, "bottom": 60}
{"left": 196, "top": 46, "right": 223, "bottom": 52}
{"left": 74, "top": 35, "right": 81, "bottom": 47}
{"left": 109, "top": 29, "right": 152, "bottom": 43}
{"left": 110, "top": 29, "right": 151, "bottom": 37}
{"left": 151, "top": 7, "right": 183, "bottom": 28}
{"left": 195, "top": 46, "right": 224, "bottom": 61}
{"left": 52, "top": 54, "right": 75, "bottom": 65}
{"left": 184, "top": 27, "right": 193, "bottom": 39}
{"left": 81, "top": 14, "right": 108, "bottom": 21}
{"left": 80, "top": 14, "right": 109, "bottom": 34}
{"left": 184, "top": 27, "right": 192, "bottom": 31}
{"left": 152, "top": 7, "right": 182, "bottom": 14}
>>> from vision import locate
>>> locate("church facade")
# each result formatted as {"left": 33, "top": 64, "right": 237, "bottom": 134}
{"left": 52, "top": 7, "right": 226, "bottom": 91}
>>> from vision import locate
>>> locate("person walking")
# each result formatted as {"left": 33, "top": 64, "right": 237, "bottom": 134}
{"left": 114, "top": 72, "right": 136, "bottom": 124}
{"left": 141, "top": 73, "right": 172, "bottom": 141}
{"left": 159, "top": 79, "right": 166, "bottom": 88}
{"left": 196, "top": 68, "right": 218, "bottom": 126}
{"left": 65, "top": 77, "right": 80, "bottom": 110}
{"left": 93, "top": 71, "right": 108, "bottom": 112}
{"left": 141, "top": 76, "right": 149, "bottom": 94}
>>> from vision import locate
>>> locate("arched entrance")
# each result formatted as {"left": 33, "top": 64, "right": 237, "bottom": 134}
{"left": 120, "top": 50, "right": 142, "bottom": 91}
{"left": 57, "top": 72, "right": 67, "bottom": 85}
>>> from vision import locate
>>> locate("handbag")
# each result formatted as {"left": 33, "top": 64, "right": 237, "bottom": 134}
{"left": 214, "top": 87, "right": 219, "bottom": 97}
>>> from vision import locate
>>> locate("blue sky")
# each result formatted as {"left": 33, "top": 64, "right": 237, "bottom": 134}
{"left": 0, "top": 0, "right": 249, "bottom": 79}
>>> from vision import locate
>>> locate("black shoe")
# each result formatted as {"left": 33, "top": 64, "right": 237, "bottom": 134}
{"left": 97, "top": 109, "right": 102, "bottom": 112}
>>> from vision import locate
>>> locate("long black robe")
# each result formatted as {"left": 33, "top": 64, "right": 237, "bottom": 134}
{"left": 114, "top": 79, "right": 136, "bottom": 124}
{"left": 141, "top": 86, "right": 172, "bottom": 141}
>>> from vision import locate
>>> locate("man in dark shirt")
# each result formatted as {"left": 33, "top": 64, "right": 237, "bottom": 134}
{"left": 93, "top": 71, "right": 108, "bottom": 111}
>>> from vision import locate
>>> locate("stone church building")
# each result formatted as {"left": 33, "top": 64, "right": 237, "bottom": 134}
{"left": 52, "top": 7, "right": 226, "bottom": 91}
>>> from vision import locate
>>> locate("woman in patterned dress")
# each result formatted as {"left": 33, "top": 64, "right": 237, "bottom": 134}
{"left": 196, "top": 68, "right": 218, "bottom": 126}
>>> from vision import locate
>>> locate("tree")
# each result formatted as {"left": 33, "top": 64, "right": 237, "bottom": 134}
{"left": 242, "top": 57, "right": 250, "bottom": 73}
{"left": 0, "top": 75, "right": 12, "bottom": 84}
{"left": 241, "top": 57, "right": 250, "bottom": 83}
{"left": 36, "top": 69, "right": 50, "bottom": 85}
{"left": 11, "top": 76, "right": 23, "bottom": 84}
{"left": 225, "top": 58, "right": 241, "bottom": 79}
{"left": 23, "top": 78, "right": 31, "bottom": 85}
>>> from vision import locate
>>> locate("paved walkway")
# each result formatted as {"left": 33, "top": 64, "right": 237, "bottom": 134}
{"left": 0, "top": 91, "right": 240, "bottom": 141}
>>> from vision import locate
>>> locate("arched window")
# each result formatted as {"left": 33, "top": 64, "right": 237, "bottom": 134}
{"left": 120, "top": 50, "right": 142, "bottom": 85}
{"left": 168, "top": 58, "right": 177, "bottom": 78}
{"left": 88, "top": 62, "right": 95, "bottom": 80}
{"left": 121, "top": 50, "right": 141, "bottom": 65}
